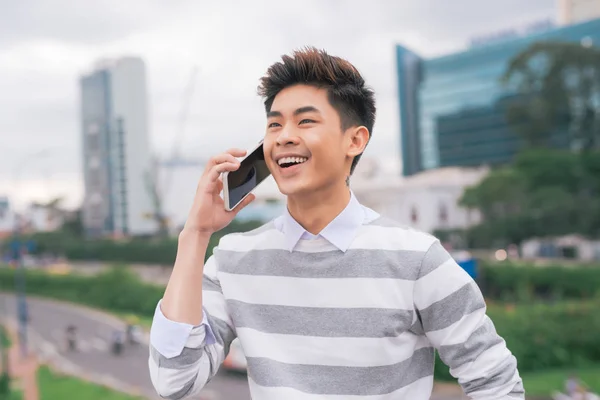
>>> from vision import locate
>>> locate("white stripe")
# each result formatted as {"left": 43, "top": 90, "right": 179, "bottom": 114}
{"left": 414, "top": 258, "right": 473, "bottom": 309}
{"left": 203, "top": 291, "right": 234, "bottom": 326}
{"left": 219, "top": 273, "right": 414, "bottom": 310}
{"left": 237, "top": 328, "right": 431, "bottom": 367}
{"left": 149, "top": 356, "right": 212, "bottom": 399}
{"left": 451, "top": 341, "right": 513, "bottom": 382}
{"left": 216, "top": 225, "right": 436, "bottom": 253}
{"left": 248, "top": 375, "right": 434, "bottom": 400}
{"left": 466, "top": 370, "right": 522, "bottom": 399}
{"left": 426, "top": 308, "right": 487, "bottom": 346}
{"left": 204, "top": 255, "right": 219, "bottom": 277}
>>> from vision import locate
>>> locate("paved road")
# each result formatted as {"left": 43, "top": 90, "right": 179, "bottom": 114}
{"left": 0, "top": 293, "right": 251, "bottom": 400}
{"left": 0, "top": 293, "right": 465, "bottom": 400}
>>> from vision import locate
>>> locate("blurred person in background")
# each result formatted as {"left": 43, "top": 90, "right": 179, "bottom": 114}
{"left": 148, "top": 47, "right": 523, "bottom": 400}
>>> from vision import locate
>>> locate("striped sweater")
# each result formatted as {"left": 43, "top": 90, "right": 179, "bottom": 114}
{"left": 149, "top": 217, "right": 524, "bottom": 400}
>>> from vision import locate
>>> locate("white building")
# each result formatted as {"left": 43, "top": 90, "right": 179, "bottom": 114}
{"left": 557, "top": 0, "right": 600, "bottom": 25}
{"left": 251, "top": 157, "right": 489, "bottom": 235}
{"left": 352, "top": 166, "right": 488, "bottom": 233}
{"left": 79, "top": 57, "right": 156, "bottom": 237}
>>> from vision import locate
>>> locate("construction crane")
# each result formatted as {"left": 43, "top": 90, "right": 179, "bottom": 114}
{"left": 145, "top": 66, "right": 199, "bottom": 237}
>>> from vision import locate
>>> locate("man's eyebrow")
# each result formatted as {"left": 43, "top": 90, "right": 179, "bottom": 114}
{"left": 266, "top": 110, "right": 282, "bottom": 118}
{"left": 266, "top": 106, "right": 321, "bottom": 119}
{"left": 294, "top": 106, "right": 320, "bottom": 115}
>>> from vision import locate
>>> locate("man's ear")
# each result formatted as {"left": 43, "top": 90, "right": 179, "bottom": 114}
{"left": 346, "top": 126, "right": 370, "bottom": 158}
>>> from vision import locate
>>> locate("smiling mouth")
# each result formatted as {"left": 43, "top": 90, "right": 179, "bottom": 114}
{"left": 277, "top": 156, "right": 309, "bottom": 168}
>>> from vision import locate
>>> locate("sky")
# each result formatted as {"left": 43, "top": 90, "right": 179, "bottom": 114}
{"left": 0, "top": 0, "right": 555, "bottom": 210}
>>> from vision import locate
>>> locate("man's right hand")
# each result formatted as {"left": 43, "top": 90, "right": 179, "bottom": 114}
{"left": 182, "top": 148, "right": 256, "bottom": 235}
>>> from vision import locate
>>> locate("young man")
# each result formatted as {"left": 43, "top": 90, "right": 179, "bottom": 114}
{"left": 148, "top": 47, "right": 524, "bottom": 400}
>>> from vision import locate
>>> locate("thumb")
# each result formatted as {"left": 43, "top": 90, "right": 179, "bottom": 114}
{"left": 231, "top": 193, "right": 256, "bottom": 214}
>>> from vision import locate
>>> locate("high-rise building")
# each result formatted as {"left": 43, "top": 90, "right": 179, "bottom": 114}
{"left": 80, "top": 57, "right": 156, "bottom": 237}
{"left": 396, "top": 18, "right": 600, "bottom": 176}
{"left": 558, "top": 0, "right": 600, "bottom": 25}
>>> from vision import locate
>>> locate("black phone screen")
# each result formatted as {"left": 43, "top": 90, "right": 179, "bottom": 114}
{"left": 226, "top": 144, "right": 271, "bottom": 210}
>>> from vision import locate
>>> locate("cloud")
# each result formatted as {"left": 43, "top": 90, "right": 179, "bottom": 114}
{"left": 0, "top": 0, "right": 555, "bottom": 209}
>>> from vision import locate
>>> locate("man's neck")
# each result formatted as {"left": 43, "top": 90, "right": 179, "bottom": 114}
{"left": 286, "top": 181, "right": 351, "bottom": 235}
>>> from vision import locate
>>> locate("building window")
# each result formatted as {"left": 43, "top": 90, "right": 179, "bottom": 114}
{"left": 411, "top": 206, "right": 418, "bottom": 224}
{"left": 439, "top": 203, "right": 448, "bottom": 224}
{"left": 88, "top": 123, "right": 99, "bottom": 135}
{"left": 89, "top": 169, "right": 101, "bottom": 186}
{"left": 88, "top": 134, "right": 100, "bottom": 152}
{"left": 89, "top": 156, "right": 100, "bottom": 169}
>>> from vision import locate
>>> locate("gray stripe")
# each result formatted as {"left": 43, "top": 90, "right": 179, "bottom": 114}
{"left": 509, "top": 381, "right": 525, "bottom": 395}
{"left": 163, "top": 373, "right": 198, "bottom": 400}
{"left": 419, "top": 283, "right": 486, "bottom": 332}
{"left": 437, "top": 318, "right": 502, "bottom": 369}
{"left": 247, "top": 347, "right": 434, "bottom": 395}
{"left": 217, "top": 249, "right": 425, "bottom": 280}
{"left": 204, "top": 313, "right": 235, "bottom": 354}
{"left": 202, "top": 276, "right": 221, "bottom": 292}
{"left": 227, "top": 300, "right": 414, "bottom": 338}
{"left": 151, "top": 345, "right": 204, "bottom": 370}
{"left": 419, "top": 240, "right": 452, "bottom": 278}
{"left": 150, "top": 344, "right": 161, "bottom": 365}
{"left": 462, "top": 354, "right": 519, "bottom": 394}
{"left": 409, "top": 312, "right": 425, "bottom": 336}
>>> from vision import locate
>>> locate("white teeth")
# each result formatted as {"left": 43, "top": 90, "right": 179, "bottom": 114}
{"left": 277, "top": 156, "right": 308, "bottom": 166}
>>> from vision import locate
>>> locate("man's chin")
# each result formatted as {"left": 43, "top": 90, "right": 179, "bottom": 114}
{"left": 275, "top": 180, "right": 310, "bottom": 197}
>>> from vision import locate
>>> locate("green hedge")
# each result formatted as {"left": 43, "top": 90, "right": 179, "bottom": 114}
{"left": 0, "top": 267, "right": 163, "bottom": 317}
{"left": 2, "top": 220, "right": 263, "bottom": 265}
{"left": 479, "top": 261, "right": 600, "bottom": 302}
{"left": 2, "top": 267, "right": 600, "bottom": 383}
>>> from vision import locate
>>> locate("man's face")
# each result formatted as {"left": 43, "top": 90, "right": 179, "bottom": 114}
{"left": 263, "top": 84, "right": 354, "bottom": 196}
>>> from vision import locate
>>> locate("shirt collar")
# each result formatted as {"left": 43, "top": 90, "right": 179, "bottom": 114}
{"left": 279, "top": 191, "right": 365, "bottom": 252}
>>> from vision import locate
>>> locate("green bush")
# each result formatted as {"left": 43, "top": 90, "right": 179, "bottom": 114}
{"left": 1, "top": 219, "right": 262, "bottom": 266}
{"left": 0, "top": 267, "right": 163, "bottom": 317}
{"left": 479, "top": 261, "right": 600, "bottom": 302}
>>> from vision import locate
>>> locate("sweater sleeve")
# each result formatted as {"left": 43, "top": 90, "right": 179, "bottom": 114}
{"left": 148, "top": 250, "right": 236, "bottom": 399}
{"left": 413, "top": 240, "right": 524, "bottom": 400}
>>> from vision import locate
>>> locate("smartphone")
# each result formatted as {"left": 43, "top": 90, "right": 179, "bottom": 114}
{"left": 222, "top": 140, "right": 272, "bottom": 211}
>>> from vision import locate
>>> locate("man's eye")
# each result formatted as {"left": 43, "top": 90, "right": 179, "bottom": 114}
{"left": 268, "top": 122, "right": 281, "bottom": 128}
{"left": 299, "top": 119, "right": 315, "bottom": 124}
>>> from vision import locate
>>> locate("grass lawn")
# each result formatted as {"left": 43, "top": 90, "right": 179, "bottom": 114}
{"left": 37, "top": 366, "right": 143, "bottom": 400}
{"left": 522, "top": 365, "right": 600, "bottom": 396}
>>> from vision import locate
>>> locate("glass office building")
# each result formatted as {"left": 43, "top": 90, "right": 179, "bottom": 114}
{"left": 397, "top": 18, "right": 600, "bottom": 176}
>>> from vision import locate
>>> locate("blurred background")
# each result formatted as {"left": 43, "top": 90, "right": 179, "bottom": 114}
{"left": 1, "top": 0, "right": 600, "bottom": 399}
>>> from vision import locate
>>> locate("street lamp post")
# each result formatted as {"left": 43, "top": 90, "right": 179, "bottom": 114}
{"left": 10, "top": 148, "right": 52, "bottom": 358}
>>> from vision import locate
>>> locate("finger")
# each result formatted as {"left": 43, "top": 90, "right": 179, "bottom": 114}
{"left": 225, "top": 148, "right": 247, "bottom": 158}
{"left": 231, "top": 193, "right": 256, "bottom": 214}
{"left": 207, "top": 162, "right": 240, "bottom": 182}
{"left": 206, "top": 153, "right": 241, "bottom": 169}
{"left": 215, "top": 177, "right": 223, "bottom": 193}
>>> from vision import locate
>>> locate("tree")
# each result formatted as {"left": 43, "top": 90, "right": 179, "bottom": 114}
{"left": 502, "top": 41, "right": 600, "bottom": 150}
{"left": 460, "top": 149, "right": 600, "bottom": 246}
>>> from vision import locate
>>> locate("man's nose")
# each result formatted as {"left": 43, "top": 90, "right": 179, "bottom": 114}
{"left": 276, "top": 126, "right": 299, "bottom": 146}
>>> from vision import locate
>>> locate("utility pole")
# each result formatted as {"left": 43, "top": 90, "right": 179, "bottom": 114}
{"left": 0, "top": 296, "right": 9, "bottom": 397}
